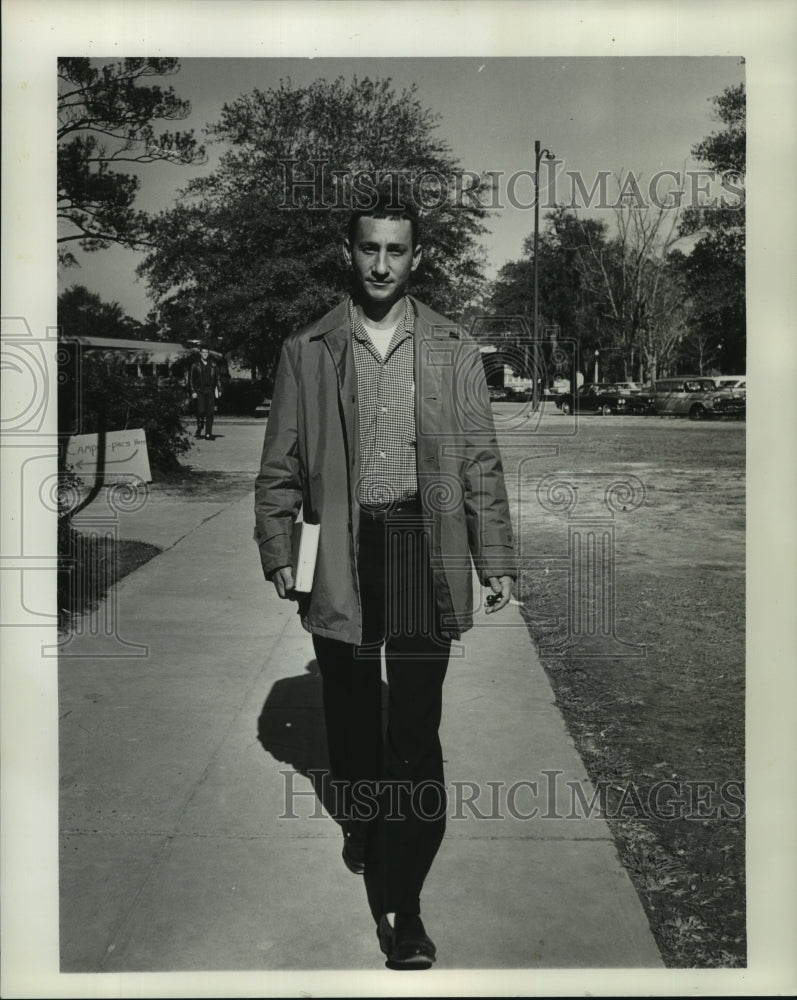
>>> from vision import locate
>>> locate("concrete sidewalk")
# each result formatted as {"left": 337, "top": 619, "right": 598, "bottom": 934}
{"left": 59, "top": 420, "right": 662, "bottom": 972}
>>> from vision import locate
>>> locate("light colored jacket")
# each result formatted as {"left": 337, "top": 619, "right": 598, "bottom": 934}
{"left": 254, "top": 297, "right": 515, "bottom": 644}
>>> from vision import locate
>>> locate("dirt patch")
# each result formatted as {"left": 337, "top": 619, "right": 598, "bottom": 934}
{"left": 149, "top": 469, "right": 255, "bottom": 502}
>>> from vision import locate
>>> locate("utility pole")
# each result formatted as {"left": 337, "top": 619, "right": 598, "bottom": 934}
{"left": 533, "top": 139, "right": 556, "bottom": 409}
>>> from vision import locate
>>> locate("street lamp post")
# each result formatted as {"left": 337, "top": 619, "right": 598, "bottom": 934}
{"left": 594, "top": 349, "right": 600, "bottom": 383}
{"left": 533, "top": 139, "right": 555, "bottom": 409}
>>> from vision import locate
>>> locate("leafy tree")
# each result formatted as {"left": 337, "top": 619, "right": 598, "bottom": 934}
{"left": 488, "top": 208, "right": 610, "bottom": 380}
{"left": 545, "top": 209, "right": 611, "bottom": 349}
{"left": 142, "top": 298, "right": 209, "bottom": 345}
{"left": 489, "top": 257, "right": 535, "bottom": 324}
{"left": 690, "top": 82, "right": 745, "bottom": 177}
{"left": 58, "top": 284, "right": 159, "bottom": 340}
{"left": 139, "top": 76, "right": 489, "bottom": 380}
{"left": 679, "top": 82, "right": 746, "bottom": 373}
{"left": 58, "top": 58, "right": 206, "bottom": 266}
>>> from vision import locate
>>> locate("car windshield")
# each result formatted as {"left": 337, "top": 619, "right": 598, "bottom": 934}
{"left": 685, "top": 379, "right": 717, "bottom": 391}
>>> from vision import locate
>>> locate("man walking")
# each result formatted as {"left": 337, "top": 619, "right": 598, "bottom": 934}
{"left": 254, "top": 189, "right": 515, "bottom": 969}
{"left": 190, "top": 346, "right": 221, "bottom": 440}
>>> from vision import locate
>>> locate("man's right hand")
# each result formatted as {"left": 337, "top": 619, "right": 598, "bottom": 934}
{"left": 191, "top": 392, "right": 197, "bottom": 399}
{"left": 271, "top": 566, "right": 297, "bottom": 600}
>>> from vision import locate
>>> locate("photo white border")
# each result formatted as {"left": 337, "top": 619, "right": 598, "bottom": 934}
{"left": 2, "top": 0, "right": 796, "bottom": 996}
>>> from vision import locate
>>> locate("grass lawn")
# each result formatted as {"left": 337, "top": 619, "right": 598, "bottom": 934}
{"left": 58, "top": 530, "right": 163, "bottom": 628}
{"left": 496, "top": 407, "right": 745, "bottom": 967}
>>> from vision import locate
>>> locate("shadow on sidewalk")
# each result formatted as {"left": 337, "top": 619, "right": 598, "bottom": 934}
{"left": 256, "top": 660, "right": 389, "bottom": 832}
{"left": 256, "top": 660, "right": 337, "bottom": 824}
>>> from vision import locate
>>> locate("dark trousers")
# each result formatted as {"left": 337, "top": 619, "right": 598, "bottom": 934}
{"left": 195, "top": 389, "right": 216, "bottom": 436}
{"left": 312, "top": 505, "right": 451, "bottom": 917}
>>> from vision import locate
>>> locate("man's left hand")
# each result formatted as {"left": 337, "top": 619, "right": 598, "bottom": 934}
{"left": 485, "top": 575, "right": 513, "bottom": 614}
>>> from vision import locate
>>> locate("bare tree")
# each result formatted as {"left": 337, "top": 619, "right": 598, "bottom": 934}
{"left": 678, "top": 327, "right": 723, "bottom": 375}
{"left": 573, "top": 173, "right": 687, "bottom": 381}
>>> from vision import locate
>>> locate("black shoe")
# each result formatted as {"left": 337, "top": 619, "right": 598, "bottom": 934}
{"left": 342, "top": 835, "right": 365, "bottom": 875}
{"left": 377, "top": 913, "right": 436, "bottom": 969}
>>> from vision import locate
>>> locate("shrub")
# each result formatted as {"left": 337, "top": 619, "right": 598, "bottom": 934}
{"left": 76, "top": 352, "right": 192, "bottom": 471}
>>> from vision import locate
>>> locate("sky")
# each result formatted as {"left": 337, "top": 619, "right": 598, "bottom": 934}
{"left": 59, "top": 56, "right": 745, "bottom": 322}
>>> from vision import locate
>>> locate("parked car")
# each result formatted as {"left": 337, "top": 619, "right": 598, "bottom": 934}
{"left": 506, "top": 385, "right": 535, "bottom": 401}
{"left": 650, "top": 376, "right": 745, "bottom": 420}
{"left": 607, "top": 382, "right": 655, "bottom": 413}
{"left": 554, "top": 382, "right": 633, "bottom": 416}
{"left": 713, "top": 375, "right": 746, "bottom": 397}
{"left": 609, "top": 381, "right": 643, "bottom": 395}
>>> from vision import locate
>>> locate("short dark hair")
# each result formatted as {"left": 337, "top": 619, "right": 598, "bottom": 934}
{"left": 347, "top": 182, "right": 421, "bottom": 249}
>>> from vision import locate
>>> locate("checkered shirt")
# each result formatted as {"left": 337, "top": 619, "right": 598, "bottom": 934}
{"left": 349, "top": 297, "right": 418, "bottom": 506}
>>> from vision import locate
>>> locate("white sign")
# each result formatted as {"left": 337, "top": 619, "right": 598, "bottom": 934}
{"left": 66, "top": 428, "right": 152, "bottom": 483}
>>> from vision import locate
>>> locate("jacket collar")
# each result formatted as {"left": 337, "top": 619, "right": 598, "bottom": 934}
{"left": 309, "top": 295, "right": 442, "bottom": 341}
{"left": 308, "top": 298, "right": 350, "bottom": 341}
{"left": 310, "top": 294, "right": 452, "bottom": 396}
{"left": 310, "top": 300, "right": 351, "bottom": 393}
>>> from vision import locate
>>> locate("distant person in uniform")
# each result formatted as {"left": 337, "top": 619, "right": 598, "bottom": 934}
{"left": 190, "top": 346, "right": 221, "bottom": 440}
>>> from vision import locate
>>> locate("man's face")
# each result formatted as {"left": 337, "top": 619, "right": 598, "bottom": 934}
{"left": 200, "top": 349, "right": 209, "bottom": 361}
{"left": 344, "top": 216, "right": 421, "bottom": 308}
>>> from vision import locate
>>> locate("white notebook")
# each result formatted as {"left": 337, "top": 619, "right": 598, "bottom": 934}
{"left": 291, "top": 518, "right": 320, "bottom": 593}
